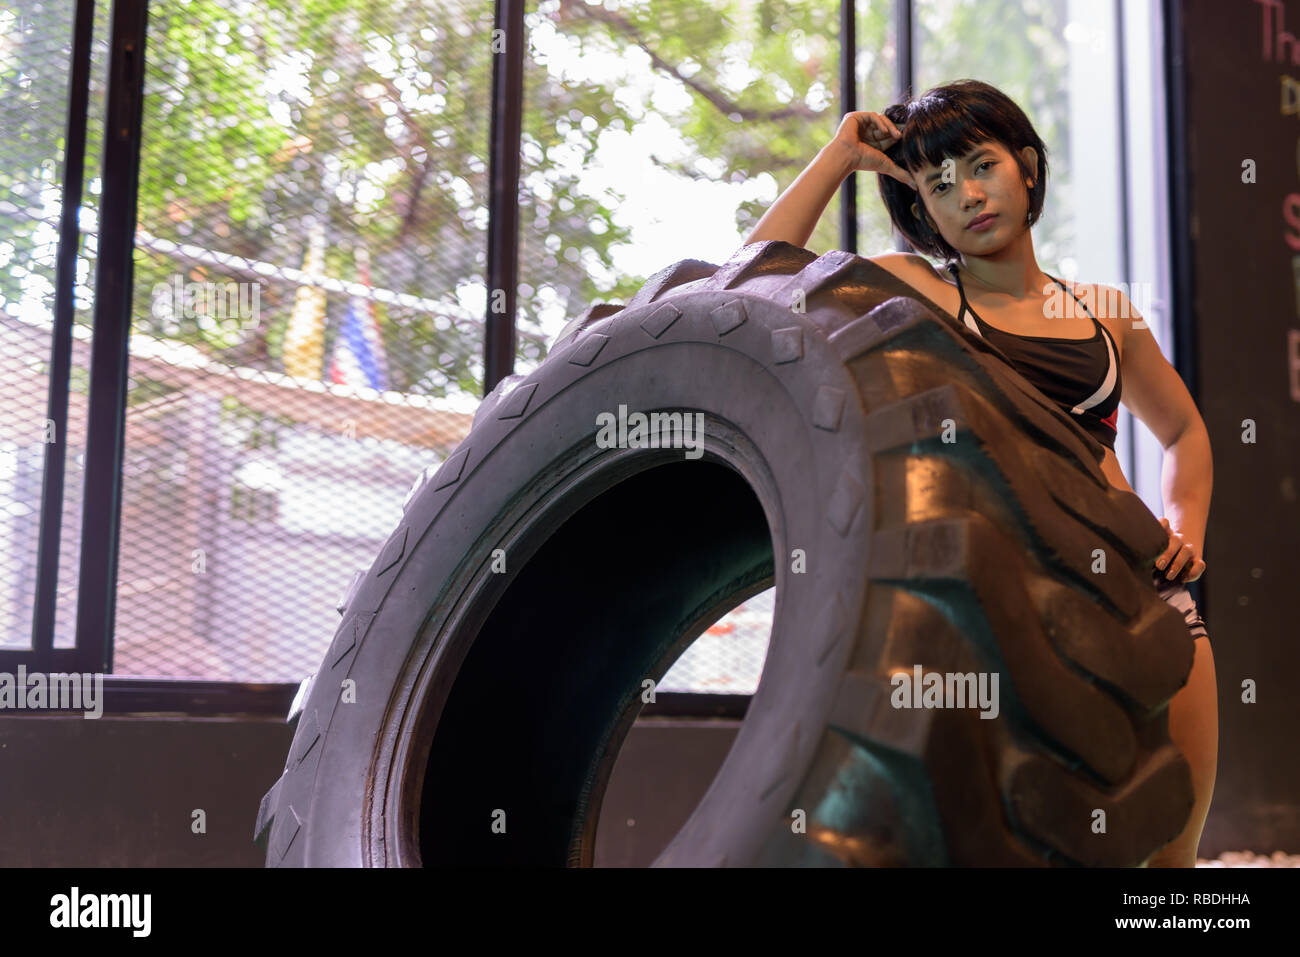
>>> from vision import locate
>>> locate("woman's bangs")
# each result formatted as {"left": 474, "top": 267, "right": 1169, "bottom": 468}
{"left": 903, "top": 103, "right": 1000, "bottom": 174}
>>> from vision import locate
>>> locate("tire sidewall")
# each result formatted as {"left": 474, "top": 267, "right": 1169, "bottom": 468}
{"left": 279, "top": 293, "right": 875, "bottom": 866}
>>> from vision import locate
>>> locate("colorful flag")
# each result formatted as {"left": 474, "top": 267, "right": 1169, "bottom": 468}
{"left": 328, "top": 247, "right": 389, "bottom": 391}
{"left": 328, "top": 298, "right": 388, "bottom": 390}
{"left": 282, "top": 221, "right": 327, "bottom": 380}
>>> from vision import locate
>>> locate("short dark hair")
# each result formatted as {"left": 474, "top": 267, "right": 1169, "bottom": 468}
{"left": 876, "top": 79, "right": 1049, "bottom": 262}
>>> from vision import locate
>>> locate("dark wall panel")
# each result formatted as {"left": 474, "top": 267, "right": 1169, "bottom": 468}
{"left": 1172, "top": 0, "right": 1300, "bottom": 853}
{"left": 0, "top": 705, "right": 1269, "bottom": 865}
{"left": 0, "top": 715, "right": 739, "bottom": 867}
{"left": 0, "top": 715, "right": 293, "bottom": 867}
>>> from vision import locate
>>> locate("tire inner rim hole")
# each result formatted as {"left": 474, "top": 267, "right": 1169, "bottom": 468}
{"left": 416, "top": 459, "right": 774, "bottom": 866}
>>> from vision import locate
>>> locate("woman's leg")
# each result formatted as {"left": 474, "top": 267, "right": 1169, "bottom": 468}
{"left": 1145, "top": 634, "right": 1219, "bottom": 867}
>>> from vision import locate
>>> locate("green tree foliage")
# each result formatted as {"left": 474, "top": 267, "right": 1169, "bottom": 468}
{"left": 4, "top": 0, "right": 1075, "bottom": 399}
{"left": 0, "top": 0, "right": 109, "bottom": 321}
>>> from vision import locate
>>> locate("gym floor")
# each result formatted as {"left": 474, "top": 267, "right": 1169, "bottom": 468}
{"left": 1197, "top": 851, "right": 1300, "bottom": 867}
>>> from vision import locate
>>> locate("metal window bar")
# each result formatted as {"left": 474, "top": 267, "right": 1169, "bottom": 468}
{"left": 840, "top": 0, "right": 858, "bottom": 253}
{"left": 1161, "top": 0, "right": 1202, "bottom": 623}
{"left": 892, "top": 0, "right": 912, "bottom": 253}
{"left": 70, "top": 0, "right": 150, "bottom": 674}
{"left": 483, "top": 0, "right": 523, "bottom": 396}
{"left": 28, "top": 0, "right": 97, "bottom": 664}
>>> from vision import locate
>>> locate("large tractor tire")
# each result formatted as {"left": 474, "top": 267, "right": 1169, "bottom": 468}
{"left": 254, "top": 241, "right": 1196, "bottom": 867}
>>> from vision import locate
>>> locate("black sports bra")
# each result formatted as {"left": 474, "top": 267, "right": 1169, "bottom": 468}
{"left": 946, "top": 262, "right": 1122, "bottom": 452}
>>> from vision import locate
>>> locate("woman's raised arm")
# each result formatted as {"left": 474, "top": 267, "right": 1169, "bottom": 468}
{"left": 744, "top": 111, "right": 915, "bottom": 249}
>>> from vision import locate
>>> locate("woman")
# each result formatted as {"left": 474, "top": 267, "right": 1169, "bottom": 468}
{"left": 745, "top": 79, "right": 1216, "bottom": 868}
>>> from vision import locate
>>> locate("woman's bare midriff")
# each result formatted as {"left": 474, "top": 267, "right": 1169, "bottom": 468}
{"left": 1100, "top": 446, "right": 1135, "bottom": 494}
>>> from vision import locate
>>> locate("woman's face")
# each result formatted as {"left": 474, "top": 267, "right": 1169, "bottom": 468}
{"left": 912, "top": 139, "right": 1038, "bottom": 255}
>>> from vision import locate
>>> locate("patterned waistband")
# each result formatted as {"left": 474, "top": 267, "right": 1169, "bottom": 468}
{"left": 1151, "top": 566, "right": 1208, "bottom": 640}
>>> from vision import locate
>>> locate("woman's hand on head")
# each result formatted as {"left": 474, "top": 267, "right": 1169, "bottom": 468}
{"left": 830, "top": 111, "right": 916, "bottom": 189}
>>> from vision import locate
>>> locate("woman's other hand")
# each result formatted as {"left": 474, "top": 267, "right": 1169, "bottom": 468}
{"left": 1157, "top": 516, "right": 1206, "bottom": 583}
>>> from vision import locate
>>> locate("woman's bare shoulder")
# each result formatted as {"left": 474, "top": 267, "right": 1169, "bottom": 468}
{"left": 865, "top": 251, "right": 947, "bottom": 289}
{"left": 1054, "top": 277, "right": 1134, "bottom": 353}
{"left": 1052, "top": 276, "right": 1127, "bottom": 313}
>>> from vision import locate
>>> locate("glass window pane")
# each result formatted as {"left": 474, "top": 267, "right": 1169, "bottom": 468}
{"left": 914, "top": 0, "right": 1093, "bottom": 277}
{"left": 915, "top": 1, "right": 1131, "bottom": 463}
{"left": 855, "top": 0, "right": 899, "bottom": 254}
{"left": 521, "top": 0, "right": 848, "bottom": 692}
{"left": 117, "top": 0, "right": 492, "bottom": 680}
{"left": 0, "top": 0, "right": 110, "bottom": 650}
{"left": 517, "top": 0, "right": 848, "bottom": 373}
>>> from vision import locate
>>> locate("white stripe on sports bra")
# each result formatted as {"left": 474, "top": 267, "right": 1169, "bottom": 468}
{"left": 1069, "top": 324, "right": 1119, "bottom": 415}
